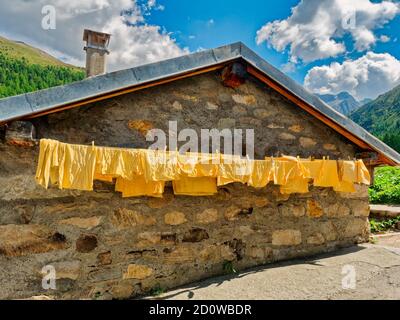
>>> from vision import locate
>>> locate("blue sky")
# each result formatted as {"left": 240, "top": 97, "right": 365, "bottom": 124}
{"left": 146, "top": 0, "right": 304, "bottom": 80}
{"left": 0, "top": 0, "right": 400, "bottom": 99}
{"left": 145, "top": 0, "right": 400, "bottom": 84}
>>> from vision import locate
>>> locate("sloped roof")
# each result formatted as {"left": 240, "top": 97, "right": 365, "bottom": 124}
{"left": 0, "top": 42, "right": 399, "bottom": 165}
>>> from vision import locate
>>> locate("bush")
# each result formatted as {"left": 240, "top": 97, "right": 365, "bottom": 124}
{"left": 369, "top": 166, "right": 400, "bottom": 204}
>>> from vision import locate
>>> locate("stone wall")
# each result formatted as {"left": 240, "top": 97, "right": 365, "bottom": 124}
{"left": 0, "top": 70, "right": 370, "bottom": 299}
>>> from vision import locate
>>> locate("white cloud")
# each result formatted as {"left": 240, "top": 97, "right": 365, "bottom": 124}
{"left": 0, "top": 0, "right": 187, "bottom": 71}
{"left": 380, "top": 35, "right": 391, "bottom": 43}
{"left": 304, "top": 51, "right": 400, "bottom": 99}
{"left": 256, "top": 0, "right": 400, "bottom": 63}
{"left": 104, "top": 16, "right": 188, "bottom": 69}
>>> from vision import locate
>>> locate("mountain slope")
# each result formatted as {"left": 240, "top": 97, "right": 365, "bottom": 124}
{"left": 0, "top": 35, "right": 84, "bottom": 98}
{"left": 350, "top": 84, "right": 400, "bottom": 152}
{"left": 317, "top": 91, "right": 361, "bottom": 115}
{"left": 0, "top": 35, "right": 80, "bottom": 69}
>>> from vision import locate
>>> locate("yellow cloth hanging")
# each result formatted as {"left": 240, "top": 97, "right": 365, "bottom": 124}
{"left": 247, "top": 160, "right": 272, "bottom": 188}
{"left": 95, "top": 147, "right": 144, "bottom": 181}
{"left": 280, "top": 178, "right": 310, "bottom": 194}
{"left": 177, "top": 152, "right": 219, "bottom": 177}
{"left": 35, "top": 139, "right": 370, "bottom": 198}
{"left": 172, "top": 176, "right": 217, "bottom": 196}
{"left": 142, "top": 150, "right": 181, "bottom": 182}
{"left": 115, "top": 176, "right": 165, "bottom": 198}
{"left": 356, "top": 159, "right": 371, "bottom": 184}
{"left": 218, "top": 154, "right": 251, "bottom": 186}
{"left": 313, "top": 159, "right": 340, "bottom": 187}
{"left": 58, "top": 143, "right": 97, "bottom": 191}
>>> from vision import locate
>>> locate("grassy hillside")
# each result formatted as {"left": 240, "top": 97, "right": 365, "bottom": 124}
{"left": 0, "top": 35, "right": 85, "bottom": 98}
{"left": 350, "top": 85, "right": 400, "bottom": 152}
{"left": 0, "top": 36, "right": 81, "bottom": 69}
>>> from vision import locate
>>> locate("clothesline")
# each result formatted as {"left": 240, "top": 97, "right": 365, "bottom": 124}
{"left": 35, "top": 139, "right": 371, "bottom": 197}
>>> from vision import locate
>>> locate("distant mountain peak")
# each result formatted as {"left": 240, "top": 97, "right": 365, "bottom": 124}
{"left": 316, "top": 91, "right": 361, "bottom": 115}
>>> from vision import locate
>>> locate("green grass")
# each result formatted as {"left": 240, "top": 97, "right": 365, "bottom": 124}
{"left": 370, "top": 216, "right": 400, "bottom": 233}
{"left": 369, "top": 166, "right": 400, "bottom": 204}
{"left": 0, "top": 35, "right": 81, "bottom": 70}
{"left": 222, "top": 260, "right": 237, "bottom": 274}
{"left": 149, "top": 284, "right": 166, "bottom": 296}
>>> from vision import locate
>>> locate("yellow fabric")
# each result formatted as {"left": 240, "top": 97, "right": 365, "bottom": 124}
{"left": 35, "top": 139, "right": 371, "bottom": 197}
{"left": 218, "top": 154, "right": 251, "bottom": 186}
{"left": 143, "top": 150, "right": 180, "bottom": 182}
{"left": 280, "top": 178, "right": 310, "bottom": 194}
{"left": 313, "top": 159, "right": 340, "bottom": 187}
{"left": 173, "top": 176, "right": 217, "bottom": 196}
{"left": 247, "top": 160, "right": 272, "bottom": 188}
{"left": 356, "top": 159, "right": 371, "bottom": 184}
{"left": 115, "top": 176, "right": 164, "bottom": 198}
{"left": 333, "top": 180, "right": 356, "bottom": 193}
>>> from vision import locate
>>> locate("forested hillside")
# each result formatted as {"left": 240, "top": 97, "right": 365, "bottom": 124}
{"left": 0, "top": 35, "right": 84, "bottom": 98}
{"left": 0, "top": 53, "right": 85, "bottom": 98}
{"left": 350, "top": 85, "right": 400, "bottom": 153}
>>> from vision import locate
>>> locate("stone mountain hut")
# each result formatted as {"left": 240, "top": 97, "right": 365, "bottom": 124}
{"left": 0, "top": 29, "right": 399, "bottom": 299}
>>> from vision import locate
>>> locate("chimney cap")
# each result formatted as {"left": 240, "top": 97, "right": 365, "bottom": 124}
{"left": 83, "top": 29, "right": 111, "bottom": 42}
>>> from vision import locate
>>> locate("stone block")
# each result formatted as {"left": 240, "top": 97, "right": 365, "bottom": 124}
{"left": 253, "top": 109, "right": 271, "bottom": 119}
{"left": 224, "top": 206, "right": 241, "bottom": 221}
{"left": 246, "top": 246, "right": 272, "bottom": 260}
{"left": 325, "top": 203, "right": 350, "bottom": 217}
{"left": 111, "top": 282, "right": 134, "bottom": 299}
{"left": 306, "top": 233, "right": 325, "bottom": 245}
{"left": 127, "top": 120, "right": 153, "bottom": 136}
{"left": 351, "top": 201, "right": 370, "bottom": 217}
{"left": 58, "top": 216, "right": 101, "bottom": 229}
{"left": 272, "top": 229, "right": 302, "bottom": 246}
{"left": 182, "top": 228, "right": 209, "bottom": 243}
{"left": 199, "top": 245, "right": 236, "bottom": 263}
{"left": 232, "top": 94, "right": 256, "bottom": 105}
{"left": 97, "top": 251, "right": 112, "bottom": 265}
{"left": 323, "top": 143, "right": 337, "bottom": 151}
{"left": 288, "top": 124, "right": 304, "bottom": 133}
{"left": 112, "top": 208, "right": 156, "bottom": 229}
{"left": 206, "top": 102, "right": 219, "bottom": 110}
{"left": 76, "top": 234, "right": 97, "bottom": 253}
{"left": 163, "top": 246, "right": 195, "bottom": 264}
{"left": 218, "top": 118, "right": 236, "bottom": 129}
{"left": 344, "top": 218, "right": 369, "bottom": 238}
{"left": 0, "top": 224, "right": 66, "bottom": 257}
{"left": 320, "top": 221, "right": 337, "bottom": 241}
{"left": 123, "top": 264, "right": 153, "bottom": 280}
{"left": 196, "top": 208, "right": 219, "bottom": 224}
{"left": 232, "top": 105, "right": 247, "bottom": 116}
{"left": 299, "top": 137, "right": 317, "bottom": 148}
{"left": 164, "top": 211, "right": 187, "bottom": 225}
{"left": 279, "top": 204, "right": 305, "bottom": 217}
{"left": 307, "top": 199, "right": 323, "bottom": 218}
{"left": 50, "top": 260, "right": 81, "bottom": 280}
{"left": 279, "top": 132, "right": 296, "bottom": 140}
